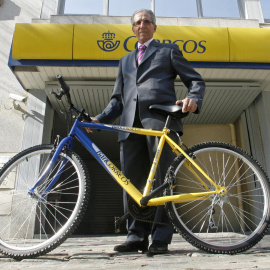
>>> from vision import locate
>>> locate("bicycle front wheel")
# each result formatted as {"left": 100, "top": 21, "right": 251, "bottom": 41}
{"left": 0, "top": 144, "right": 90, "bottom": 259}
{"left": 165, "top": 142, "right": 270, "bottom": 254}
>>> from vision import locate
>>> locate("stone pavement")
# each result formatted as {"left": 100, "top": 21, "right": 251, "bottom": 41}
{"left": 0, "top": 234, "right": 270, "bottom": 270}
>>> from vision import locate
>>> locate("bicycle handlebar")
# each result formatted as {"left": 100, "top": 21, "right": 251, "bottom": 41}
{"left": 54, "top": 74, "right": 72, "bottom": 105}
{"left": 53, "top": 75, "right": 91, "bottom": 122}
{"left": 56, "top": 74, "right": 70, "bottom": 93}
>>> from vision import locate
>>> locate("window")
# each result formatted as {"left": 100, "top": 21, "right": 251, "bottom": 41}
{"left": 109, "top": 0, "right": 151, "bottom": 16}
{"left": 155, "top": 0, "right": 197, "bottom": 18}
{"left": 261, "top": 0, "right": 270, "bottom": 23}
{"left": 62, "top": 0, "right": 243, "bottom": 19}
{"left": 201, "top": 0, "right": 240, "bottom": 18}
{"left": 64, "top": 0, "right": 103, "bottom": 15}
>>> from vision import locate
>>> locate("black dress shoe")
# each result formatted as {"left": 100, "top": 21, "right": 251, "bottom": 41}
{"left": 114, "top": 240, "right": 149, "bottom": 252}
{"left": 148, "top": 241, "right": 168, "bottom": 255}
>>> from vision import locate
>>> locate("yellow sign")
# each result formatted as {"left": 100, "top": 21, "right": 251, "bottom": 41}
{"left": 12, "top": 24, "right": 73, "bottom": 60}
{"left": 229, "top": 27, "right": 270, "bottom": 63}
{"left": 11, "top": 23, "right": 270, "bottom": 63}
{"left": 74, "top": 24, "right": 134, "bottom": 60}
{"left": 73, "top": 24, "right": 229, "bottom": 62}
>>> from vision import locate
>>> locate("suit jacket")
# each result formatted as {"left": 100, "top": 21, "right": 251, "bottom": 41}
{"left": 96, "top": 40, "right": 205, "bottom": 141}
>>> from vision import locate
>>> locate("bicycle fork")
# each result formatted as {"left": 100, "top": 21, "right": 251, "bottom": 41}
{"left": 28, "top": 136, "right": 72, "bottom": 198}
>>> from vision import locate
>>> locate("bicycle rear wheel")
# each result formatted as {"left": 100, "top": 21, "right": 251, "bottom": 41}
{"left": 0, "top": 144, "right": 90, "bottom": 259}
{"left": 165, "top": 142, "right": 270, "bottom": 254}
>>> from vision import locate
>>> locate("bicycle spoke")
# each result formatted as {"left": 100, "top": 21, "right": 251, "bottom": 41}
{"left": 166, "top": 142, "right": 270, "bottom": 254}
{"left": 0, "top": 145, "right": 89, "bottom": 259}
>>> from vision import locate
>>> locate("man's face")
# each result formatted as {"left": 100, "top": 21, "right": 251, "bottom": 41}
{"left": 132, "top": 11, "right": 157, "bottom": 44}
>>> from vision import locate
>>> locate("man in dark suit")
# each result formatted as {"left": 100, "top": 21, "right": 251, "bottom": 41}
{"left": 91, "top": 9, "right": 205, "bottom": 254}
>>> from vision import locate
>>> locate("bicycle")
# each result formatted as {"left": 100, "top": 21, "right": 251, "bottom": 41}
{"left": 0, "top": 75, "right": 270, "bottom": 260}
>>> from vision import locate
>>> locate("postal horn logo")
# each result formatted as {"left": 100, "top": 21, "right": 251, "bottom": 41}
{"left": 97, "top": 30, "right": 120, "bottom": 52}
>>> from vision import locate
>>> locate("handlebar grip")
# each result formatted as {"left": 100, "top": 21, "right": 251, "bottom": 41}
{"left": 56, "top": 74, "right": 70, "bottom": 93}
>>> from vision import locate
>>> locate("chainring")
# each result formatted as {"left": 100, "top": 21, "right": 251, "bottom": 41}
{"left": 128, "top": 198, "right": 156, "bottom": 222}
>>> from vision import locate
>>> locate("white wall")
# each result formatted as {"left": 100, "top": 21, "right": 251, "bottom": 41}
{"left": 0, "top": 0, "right": 42, "bottom": 157}
{"left": 240, "top": 0, "right": 264, "bottom": 23}
{"left": 40, "top": 0, "right": 60, "bottom": 19}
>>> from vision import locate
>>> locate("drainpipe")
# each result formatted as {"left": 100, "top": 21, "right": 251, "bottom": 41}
{"left": 230, "top": 124, "right": 237, "bottom": 147}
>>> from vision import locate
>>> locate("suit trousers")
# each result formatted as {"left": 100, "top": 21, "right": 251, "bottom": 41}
{"left": 120, "top": 116, "right": 178, "bottom": 244}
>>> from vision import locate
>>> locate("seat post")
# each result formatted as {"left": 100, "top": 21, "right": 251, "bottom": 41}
{"left": 164, "top": 115, "right": 171, "bottom": 129}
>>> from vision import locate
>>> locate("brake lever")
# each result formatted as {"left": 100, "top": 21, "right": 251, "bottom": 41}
{"left": 83, "top": 112, "right": 91, "bottom": 122}
{"left": 51, "top": 91, "right": 64, "bottom": 100}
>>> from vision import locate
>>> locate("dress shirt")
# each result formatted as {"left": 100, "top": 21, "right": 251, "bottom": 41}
{"left": 136, "top": 38, "right": 154, "bottom": 62}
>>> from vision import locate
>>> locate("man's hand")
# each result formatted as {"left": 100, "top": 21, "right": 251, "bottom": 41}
{"left": 85, "top": 117, "right": 100, "bottom": 133}
{"left": 176, "top": 98, "right": 197, "bottom": 113}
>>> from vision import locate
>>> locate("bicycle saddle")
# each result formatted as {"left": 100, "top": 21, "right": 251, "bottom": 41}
{"left": 149, "top": 104, "right": 189, "bottom": 119}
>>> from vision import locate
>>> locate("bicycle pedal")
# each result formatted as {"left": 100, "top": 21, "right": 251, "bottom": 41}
{"left": 114, "top": 216, "right": 121, "bottom": 233}
{"left": 114, "top": 213, "right": 130, "bottom": 233}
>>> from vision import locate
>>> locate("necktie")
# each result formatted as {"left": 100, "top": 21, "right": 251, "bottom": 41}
{"left": 137, "top": 45, "right": 147, "bottom": 65}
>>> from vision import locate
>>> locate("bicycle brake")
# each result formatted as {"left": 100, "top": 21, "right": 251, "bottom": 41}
{"left": 53, "top": 135, "right": 61, "bottom": 149}
{"left": 181, "top": 142, "right": 196, "bottom": 160}
{"left": 52, "top": 135, "right": 68, "bottom": 154}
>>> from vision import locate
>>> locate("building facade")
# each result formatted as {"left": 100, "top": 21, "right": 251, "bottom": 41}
{"left": 1, "top": 0, "right": 270, "bottom": 233}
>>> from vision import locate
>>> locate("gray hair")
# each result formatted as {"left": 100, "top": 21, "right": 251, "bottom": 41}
{"left": 131, "top": 9, "right": 156, "bottom": 26}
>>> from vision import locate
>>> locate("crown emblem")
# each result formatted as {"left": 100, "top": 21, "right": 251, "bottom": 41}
{"left": 102, "top": 31, "right": 115, "bottom": 40}
{"left": 97, "top": 30, "right": 120, "bottom": 52}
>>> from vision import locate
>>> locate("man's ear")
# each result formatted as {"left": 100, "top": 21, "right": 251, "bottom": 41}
{"left": 154, "top": 25, "right": 157, "bottom": 33}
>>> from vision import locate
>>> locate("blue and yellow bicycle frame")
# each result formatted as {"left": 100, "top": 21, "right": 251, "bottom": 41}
{"left": 29, "top": 117, "right": 226, "bottom": 207}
